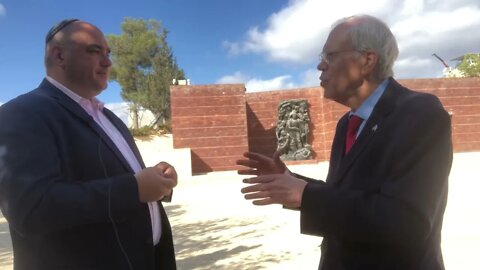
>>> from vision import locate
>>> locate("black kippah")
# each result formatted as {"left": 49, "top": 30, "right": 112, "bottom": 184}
{"left": 45, "top": 19, "right": 79, "bottom": 43}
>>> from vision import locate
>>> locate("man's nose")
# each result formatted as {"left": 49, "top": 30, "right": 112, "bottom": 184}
{"left": 317, "top": 60, "right": 327, "bottom": 72}
{"left": 102, "top": 55, "right": 112, "bottom": 67}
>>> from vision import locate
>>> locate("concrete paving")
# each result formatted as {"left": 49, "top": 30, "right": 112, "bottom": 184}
{"left": 0, "top": 144, "right": 479, "bottom": 269}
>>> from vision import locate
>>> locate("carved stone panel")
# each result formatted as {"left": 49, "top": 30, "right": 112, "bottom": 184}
{"left": 276, "top": 99, "right": 312, "bottom": 160}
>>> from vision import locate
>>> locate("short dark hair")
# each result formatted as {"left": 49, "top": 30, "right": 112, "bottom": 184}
{"left": 45, "top": 19, "right": 79, "bottom": 43}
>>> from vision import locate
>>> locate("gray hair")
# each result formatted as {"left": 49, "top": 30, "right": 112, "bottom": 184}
{"left": 333, "top": 15, "right": 399, "bottom": 80}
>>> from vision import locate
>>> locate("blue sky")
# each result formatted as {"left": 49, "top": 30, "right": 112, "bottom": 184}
{"left": 1, "top": 0, "right": 479, "bottom": 105}
{"left": 0, "top": 0, "right": 290, "bottom": 103}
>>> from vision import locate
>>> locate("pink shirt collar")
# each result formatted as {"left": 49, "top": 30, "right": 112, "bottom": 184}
{"left": 45, "top": 76, "right": 104, "bottom": 110}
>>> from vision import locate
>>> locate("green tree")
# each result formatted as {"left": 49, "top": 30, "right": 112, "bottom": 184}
{"left": 456, "top": 53, "right": 480, "bottom": 77}
{"left": 107, "top": 18, "right": 185, "bottom": 128}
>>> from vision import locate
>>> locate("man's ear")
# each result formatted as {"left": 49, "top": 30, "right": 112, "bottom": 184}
{"left": 50, "top": 46, "right": 65, "bottom": 67}
{"left": 361, "top": 49, "right": 378, "bottom": 75}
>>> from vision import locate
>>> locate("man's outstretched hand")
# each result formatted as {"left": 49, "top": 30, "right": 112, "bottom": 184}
{"left": 236, "top": 151, "right": 287, "bottom": 176}
{"left": 237, "top": 151, "right": 306, "bottom": 208}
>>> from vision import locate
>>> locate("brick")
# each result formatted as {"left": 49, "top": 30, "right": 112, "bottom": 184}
{"left": 399, "top": 77, "right": 480, "bottom": 90}
{"left": 451, "top": 115, "right": 480, "bottom": 125}
{"left": 172, "top": 105, "right": 245, "bottom": 117}
{"left": 172, "top": 115, "right": 246, "bottom": 129}
{"left": 174, "top": 136, "right": 248, "bottom": 148}
{"left": 172, "top": 126, "right": 247, "bottom": 138}
{"left": 246, "top": 102, "right": 279, "bottom": 111}
{"left": 171, "top": 96, "right": 246, "bottom": 107}
{"left": 447, "top": 105, "right": 480, "bottom": 116}
{"left": 452, "top": 124, "right": 480, "bottom": 133}
{"left": 246, "top": 110, "right": 277, "bottom": 119}
{"left": 440, "top": 96, "right": 480, "bottom": 106}
{"left": 195, "top": 155, "right": 245, "bottom": 168}
{"left": 171, "top": 79, "right": 480, "bottom": 173}
{"left": 170, "top": 84, "right": 245, "bottom": 97}
{"left": 192, "top": 146, "right": 248, "bottom": 158}
{"left": 452, "top": 133, "right": 480, "bottom": 142}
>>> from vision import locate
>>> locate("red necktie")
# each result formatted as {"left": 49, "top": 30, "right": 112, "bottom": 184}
{"left": 345, "top": 115, "right": 363, "bottom": 154}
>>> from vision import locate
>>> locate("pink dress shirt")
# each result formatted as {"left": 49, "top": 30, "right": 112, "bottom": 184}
{"left": 45, "top": 76, "right": 161, "bottom": 245}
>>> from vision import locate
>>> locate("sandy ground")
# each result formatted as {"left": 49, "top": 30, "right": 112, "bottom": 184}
{"left": 0, "top": 135, "right": 479, "bottom": 269}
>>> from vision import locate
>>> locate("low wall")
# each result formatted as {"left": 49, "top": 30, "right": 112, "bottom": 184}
{"left": 170, "top": 84, "right": 248, "bottom": 173}
{"left": 171, "top": 77, "right": 480, "bottom": 173}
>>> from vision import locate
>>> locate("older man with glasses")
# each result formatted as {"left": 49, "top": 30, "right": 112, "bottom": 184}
{"left": 238, "top": 14, "right": 452, "bottom": 270}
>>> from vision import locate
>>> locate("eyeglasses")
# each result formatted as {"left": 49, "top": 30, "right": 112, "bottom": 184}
{"left": 320, "top": 49, "right": 359, "bottom": 64}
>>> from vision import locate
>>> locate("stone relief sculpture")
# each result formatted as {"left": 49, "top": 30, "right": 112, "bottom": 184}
{"left": 276, "top": 100, "right": 312, "bottom": 160}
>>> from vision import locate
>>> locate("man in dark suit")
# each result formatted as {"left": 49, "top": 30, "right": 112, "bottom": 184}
{"left": 0, "top": 19, "right": 177, "bottom": 269}
{"left": 238, "top": 14, "right": 452, "bottom": 269}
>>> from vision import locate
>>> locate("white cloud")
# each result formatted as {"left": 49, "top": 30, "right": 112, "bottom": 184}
{"left": 216, "top": 71, "right": 249, "bottom": 84}
{"left": 0, "top": 4, "right": 6, "bottom": 17}
{"left": 300, "top": 68, "right": 320, "bottom": 88}
{"left": 224, "top": 0, "right": 391, "bottom": 64}
{"left": 246, "top": 75, "right": 295, "bottom": 92}
{"left": 394, "top": 57, "right": 444, "bottom": 79}
{"left": 216, "top": 72, "right": 296, "bottom": 92}
{"left": 104, "top": 102, "right": 129, "bottom": 125}
{"left": 225, "top": 0, "right": 480, "bottom": 79}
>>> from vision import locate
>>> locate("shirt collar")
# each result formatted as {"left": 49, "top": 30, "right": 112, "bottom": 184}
{"left": 45, "top": 76, "right": 104, "bottom": 110}
{"left": 351, "top": 79, "right": 389, "bottom": 121}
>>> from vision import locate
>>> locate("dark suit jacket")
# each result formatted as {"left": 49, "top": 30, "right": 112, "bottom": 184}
{"left": 299, "top": 78, "right": 452, "bottom": 270}
{"left": 0, "top": 80, "right": 176, "bottom": 269}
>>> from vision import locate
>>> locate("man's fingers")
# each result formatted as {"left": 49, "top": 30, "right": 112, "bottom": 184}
{"left": 252, "top": 198, "right": 274, "bottom": 206}
{"left": 155, "top": 162, "right": 177, "bottom": 180}
{"left": 241, "top": 183, "right": 265, "bottom": 194}
{"left": 273, "top": 150, "right": 282, "bottom": 161}
{"left": 163, "top": 167, "right": 177, "bottom": 179}
{"left": 155, "top": 161, "right": 170, "bottom": 171}
{"left": 237, "top": 169, "right": 259, "bottom": 175}
{"left": 236, "top": 159, "right": 259, "bottom": 168}
{"left": 162, "top": 176, "right": 177, "bottom": 189}
{"left": 243, "top": 191, "right": 269, "bottom": 200}
{"left": 273, "top": 150, "right": 285, "bottom": 166}
{"left": 242, "top": 152, "right": 272, "bottom": 163}
{"left": 242, "top": 175, "right": 278, "bottom": 184}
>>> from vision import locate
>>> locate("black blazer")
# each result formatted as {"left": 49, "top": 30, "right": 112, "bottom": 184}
{"left": 299, "top": 79, "right": 452, "bottom": 270}
{"left": 0, "top": 79, "right": 176, "bottom": 269}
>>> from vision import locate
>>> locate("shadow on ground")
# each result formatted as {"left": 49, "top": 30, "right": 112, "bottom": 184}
{"left": 165, "top": 205, "right": 291, "bottom": 270}
{"left": 0, "top": 217, "right": 12, "bottom": 268}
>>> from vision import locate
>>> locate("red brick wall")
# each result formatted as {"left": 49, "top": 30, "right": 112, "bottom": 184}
{"left": 170, "top": 84, "right": 248, "bottom": 173}
{"left": 170, "top": 78, "right": 480, "bottom": 173}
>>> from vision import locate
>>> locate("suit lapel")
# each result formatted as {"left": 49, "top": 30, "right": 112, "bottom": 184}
{"left": 39, "top": 79, "right": 135, "bottom": 172}
{"left": 326, "top": 114, "right": 348, "bottom": 182}
{"left": 329, "top": 79, "right": 398, "bottom": 186}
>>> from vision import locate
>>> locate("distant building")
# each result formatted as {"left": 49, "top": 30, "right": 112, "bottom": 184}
{"left": 173, "top": 78, "right": 190, "bottom": 86}
{"left": 128, "top": 106, "right": 156, "bottom": 128}
{"left": 105, "top": 102, "right": 156, "bottom": 129}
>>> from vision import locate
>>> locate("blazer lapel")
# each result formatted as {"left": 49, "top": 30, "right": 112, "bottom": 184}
{"left": 330, "top": 78, "right": 398, "bottom": 186}
{"left": 39, "top": 79, "right": 135, "bottom": 173}
{"left": 325, "top": 114, "right": 348, "bottom": 183}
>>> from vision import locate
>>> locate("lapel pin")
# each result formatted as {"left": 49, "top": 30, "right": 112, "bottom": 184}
{"left": 372, "top": 124, "right": 378, "bottom": 132}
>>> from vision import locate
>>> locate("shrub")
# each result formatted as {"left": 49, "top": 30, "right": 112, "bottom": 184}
{"left": 129, "top": 122, "right": 172, "bottom": 138}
